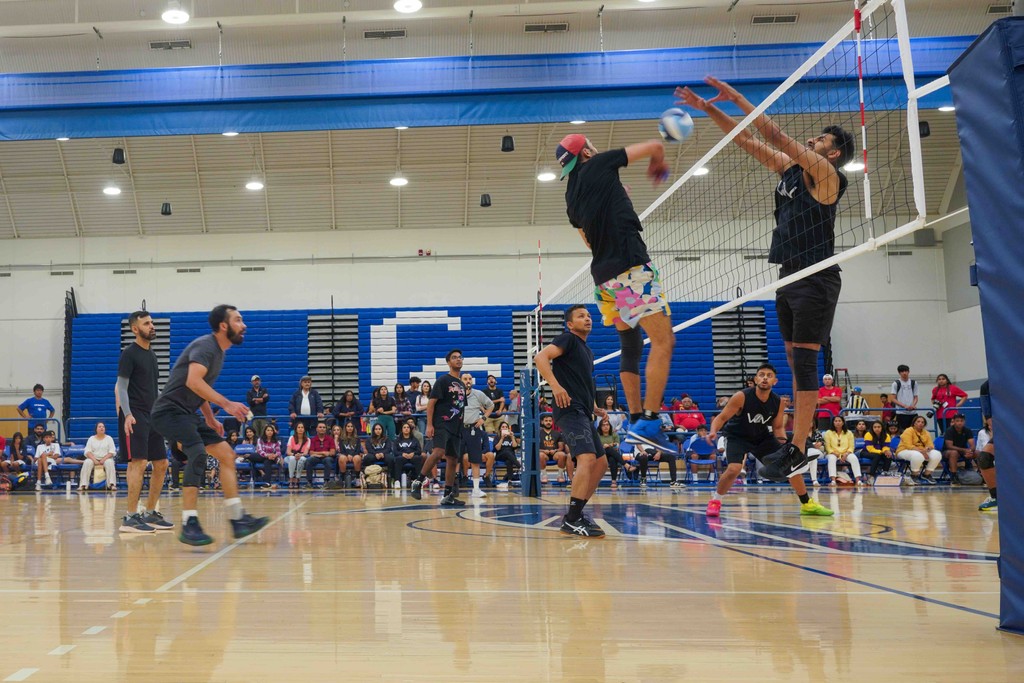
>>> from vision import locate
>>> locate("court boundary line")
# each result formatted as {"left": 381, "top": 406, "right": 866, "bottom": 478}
{"left": 154, "top": 499, "right": 310, "bottom": 593}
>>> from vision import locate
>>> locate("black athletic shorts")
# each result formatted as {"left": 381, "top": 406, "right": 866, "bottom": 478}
{"left": 461, "top": 424, "right": 490, "bottom": 464}
{"left": 723, "top": 435, "right": 779, "bottom": 465}
{"left": 150, "top": 407, "right": 224, "bottom": 461}
{"left": 118, "top": 410, "right": 167, "bottom": 462}
{"left": 776, "top": 267, "right": 842, "bottom": 345}
{"left": 432, "top": 426, "right": 462, "bottom": 458}
{"left": 555, "top": 411, "right": 603, "bottom": 460}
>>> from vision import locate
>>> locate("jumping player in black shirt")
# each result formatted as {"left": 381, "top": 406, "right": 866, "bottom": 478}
{"left": 534, "top": 305, "right": 609, "bottom": 537}
{"left": 115, "top": 310, "right": 173, "bottom": 534}
{"left": 556, "top": 133, "right": 676, "bottom": 456}
{"left": 410, "top": 349, "right": 467, "bottom": 507}
{"left": 676, "top": 77, "right": 855, "bottom": 482}
{"left": 706, "top": 363, "right": 832, "bottom": 518}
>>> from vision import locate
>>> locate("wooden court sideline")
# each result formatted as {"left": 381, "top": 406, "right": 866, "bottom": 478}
{"left": 0, "top": 487, "right": 1020, "bottom": 682}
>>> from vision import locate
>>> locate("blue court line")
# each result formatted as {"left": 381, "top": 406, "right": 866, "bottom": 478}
{"left": 719, "top": 544, "right": 999, "bottom": 620}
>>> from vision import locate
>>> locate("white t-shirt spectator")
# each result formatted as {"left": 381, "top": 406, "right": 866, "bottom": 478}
{"left": 892, "top": 378, "right": 919, "bottom": 415}
{"left": 34, "top": 442, "right": 61, "bottom": 462}
{"left": 86, "top": 435, "right": 116, "bottom": 459}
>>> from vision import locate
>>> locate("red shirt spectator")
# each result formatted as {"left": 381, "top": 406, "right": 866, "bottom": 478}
{"left": 672, "top": 397, "right": 706, "bottom": 430}
{"left": 817, "top": 374, "right": 843, "bottom": 419}
{"left": 880, "top": 394, "right": 896, "bottom": 423}
{"left": 932, "top": 374, "right": 967, "bottom": 420}
{"left": 309, "top": 433, "right": 337, "bottom": 455}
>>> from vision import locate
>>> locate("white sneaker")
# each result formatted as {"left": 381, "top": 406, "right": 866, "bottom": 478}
{"left": 496, "top": 481, "right": 510, "bottom": 491}
{"left": 470, "top": 488, "right": 487, "bottom": 498}
{"left": 393, "top": 481, "right": 402, "bottom": 489}
{"left": 35, "top": 481, "right": 42, "bottom": 491}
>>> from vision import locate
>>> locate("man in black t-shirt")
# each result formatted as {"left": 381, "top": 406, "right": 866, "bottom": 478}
{"left": 410, "top": 349, "right": 467, "bottom": 506}
{"left": 557, "top": 133, "right": 676, "bottom": 458}
{"left": 482, "top": 375, "right": 505, "bottom": 434}
{"left": 246, "top": 375, "right": 270, "bottom": 439}
{"left": 115, "top": 310, "right": 172, "bottom": 534}
{"left": 942, "top": 413, "right": 976, "bottom": 485}
{"left": 677, "top": 77, "right": 855, "bottom": 481}
{"left": 150, "top": 305, "right": 268, "bottom": 546}
{"left": 534, "top": 305, "right": 609, "bottom": 537}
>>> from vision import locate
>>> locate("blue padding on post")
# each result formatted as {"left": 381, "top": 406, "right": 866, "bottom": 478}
{"left": 949, "top": 17, "right": 1024, "bottom": 635}
{"left": 0, "top": 36, "right": 970, "bottom": 140}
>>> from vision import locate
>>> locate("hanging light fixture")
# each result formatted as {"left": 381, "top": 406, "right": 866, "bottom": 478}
{"left": 161, "top": 202, "right": 172, "bottom": 216}
{"left": 536, "top": 169, "right": 557, "bottom": 182}
{"left": 112, "top": 148, "right": 126, "bottom": 165}
{"left": 394, "top": 0, "right": 423, "bottom": 13}
{"left": 480, "top": 193, "right": 492, "bottom": 207}
{"left": 501, "top": 135, "right": 515, "bottom": 153}
{"left": 161, "top": 1, "right": 190, "bottom": 25}
{"left": 103, "top": 185, "right": 121, "bottom": 196}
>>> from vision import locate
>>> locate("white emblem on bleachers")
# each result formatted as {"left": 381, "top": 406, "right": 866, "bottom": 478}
{"left": 369, "top": 310, "right": 502, "bottom": 386}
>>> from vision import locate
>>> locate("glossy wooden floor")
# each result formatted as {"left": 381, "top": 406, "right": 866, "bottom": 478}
{"left": 0, "top": 485, "right": 1020, "bottom": 683}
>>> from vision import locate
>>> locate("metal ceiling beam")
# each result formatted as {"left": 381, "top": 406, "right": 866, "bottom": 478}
{"left": 122, "top": 138, "right": 144, "bottom": 236}
{"left": 328, "top": 130, "right": 337, "bottom": 230}
{"left": 257, "top": 133, "right": 271, "bottom": 232}
{"left": 0, "top": 165, "right": 20, "bottom": 238}
{"left": 190, "top": 135, "right": 208, "bottom": 234}
{"left": 54, "top": 141, "right": 83, "bottom": 237}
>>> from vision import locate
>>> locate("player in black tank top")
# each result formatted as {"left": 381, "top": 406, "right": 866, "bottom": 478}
{"left": 676, "top": 77, "right": 856, "bottom": 482}
{"left": 705, "top": 363, "right": 833, "bottom": 518}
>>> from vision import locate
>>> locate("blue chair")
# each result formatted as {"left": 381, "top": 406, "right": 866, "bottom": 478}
{"left": 685, "top": 438, "right": 718, "bottom": 484}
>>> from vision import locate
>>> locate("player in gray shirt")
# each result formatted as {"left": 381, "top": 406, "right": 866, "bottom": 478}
{"left": 151, "top": 305, "right": 269, "bottom": 546}
{"left": 460, "top": 374, "right": 495, "bottom": 497}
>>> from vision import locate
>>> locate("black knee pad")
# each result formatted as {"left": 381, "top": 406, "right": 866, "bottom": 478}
{"left": 182, "top": 445, "right": 208, "bottom": 487}
{"left": 618, "top": 326, "right": 643, "bottom": 375}
{"left": 978, "top": 450, "right": 995, "bottom": 470}
{"left": 791, "top": 347, "right": 819, "bottom": 392}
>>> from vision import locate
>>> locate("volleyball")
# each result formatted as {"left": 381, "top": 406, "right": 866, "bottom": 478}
{"left": 659, "top": 108, "right": 694, "bottom": 142}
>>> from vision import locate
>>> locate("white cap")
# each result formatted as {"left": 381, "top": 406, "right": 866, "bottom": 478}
{"left": 822, "top": 374, "right": 833, "bottom": 381}
{"left": 251, "top": 375, "right": 260, "bottom": 382}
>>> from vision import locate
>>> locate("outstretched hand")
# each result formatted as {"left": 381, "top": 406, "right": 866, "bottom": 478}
{"left": 647, "top": 159, "right": 671, "bottom": 186}
{"left": 675, "top": 76, "right": 741, "bottom": 111}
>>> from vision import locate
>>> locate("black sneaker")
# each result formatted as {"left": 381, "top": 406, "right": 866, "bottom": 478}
{"left": 230, "top": 513, "right": 270, "bottom": 539}
{"left": 142, "top": 510, "right": 174, "bottom": 531}
{"left": 440, "top": 494, "right": 465, "bottom": 507}
{"left": 950, "top": 473, "right": 961, "bottom": 487}
{"left": 119, "top": 513, "right": 156, "bottom": 534}
{"left": 560, "top": 515, "right": 605, "bottom": 538}
{"left": 179, "top": 517, "right": 214, "bottom": 546}
{"left": 410, "top": 478, "right": 423, "bottom": 500}
{"left": 758, "top": 443, "right": 812, "bottom": 482}
{"left": 919, "top": 472, "right": 937, "bottom": 485}
{"left": 581, "top": 515, "right": 604, "bottom": 534}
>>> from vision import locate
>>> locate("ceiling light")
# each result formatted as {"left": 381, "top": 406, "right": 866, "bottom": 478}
{"left": 222, "top": 131, "right": 239, "bottom": 137}
{"left": 56, "top": 137, "right": 70, "bottom": 142}
{"left": 938, "top": 105, "right": 955, "bottom": 112}
{"left": 638, "top": 0, "right": 657, "bottom": 3}
{"left": 394, "top": 0, "right": 422, "bottom": 13}
{"left": 537, "top": 170, "right": 557, "bottom": 182}
{"left": 570, "top": 120, "right": 586, "bottom": 125}
{"left": 390, "top": 175, "right": 409, "bottom": 187}
{"left": 480, "top": 193, "right": 492, "bottom": 207}
{"left": 843, "top": 161, "right": 866, "bottom": 172}
{"left": 161, "top": 202, "right": 172, "bottom": 216}
{"left": 112, "top": 148, "right": 126, "bottom": 165}
{"left": 395, "top": 126, "right": 409, "bottom": 130}
{"left": 501, "top": 135, "right": 515, "bottom": 153}
{"left": 692, "top": 166, "right": 710, "bottom": 176}
{"left": 103, "top": 186, "right": 121, "bottom": 196}
{"left": 245, "top": 180, "right": 265, "bottom": 191}
{"left": 161, "top": 2, "right": 190, "bottom": 25}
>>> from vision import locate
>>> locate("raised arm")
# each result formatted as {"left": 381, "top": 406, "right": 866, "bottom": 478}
{"left": 624, "top": 139, "right": 671, "bottom": 186}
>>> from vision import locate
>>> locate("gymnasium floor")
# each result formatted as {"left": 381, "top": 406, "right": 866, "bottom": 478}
{"left": 1, "top": 486, "right": 1020, "bottom": 683}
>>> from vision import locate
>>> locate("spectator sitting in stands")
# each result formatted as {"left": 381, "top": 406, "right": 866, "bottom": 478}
{"left": 407, "top": 376, "right": 421, "bottom": 395}
{"left": 33, "top": 430, "right": 60, "bottom": 491}
{"left": 892, "top": 365, "right": 920, "bottom": 432}
{"left": 599, "top": 394, "right": 625, "bottom": 433}
{"left": 393, "top": 383, "right": 413, "bottom": 426}
{"left": 853, "top": 419, "right": 868, "bottom": 440}
{"left": 285, "top": 422, "right": 311, "bottom": 489}
{"left": 932, "top": 373, "right": 967, "bottom": 433}
{"left": 81, "top": 421, "right": 117, "bottom": 491}
{"left": 364, "top": 423, "right": 394, "bottom": 479}
{"left": 251, "top": 424, "right": 281, "bottom": 488}
{"left": 506, "top": 389, "right": 522, "bottom": 434}
{"left": 307, "top": 421, "right": 337, "bottom": 488}
{"left": 332, "top": 390, "right": 364, "bottom": 434}
{"left": 635, "top": 443, "right": 682, "bottom": 491}
{"left": 336, "top": 421, "right": 364, "bottom": 487}
{"left": 392, "top": 422, "right": 423, "bottom": 488}
{"left": 863, "top": 420, "right": 894, "bottom": 485}
{"left": 538, "top": 395, "right": 552, "bottom": 413}
{"left": 2, "top": 432, "right": 32, "bottom": 475}
{"left": 18, "top": 383, "right": 55, "bottom": 432}
{"left": 483, "top": 375, "right": 506, "bottom": 434}
{"left": 493, "top": 421, "right": 521, "bottom": 490}
{"left": 673, "top": 396, "right": 706, "bottom": 432}
{"left": 596, "top": 418, "right": 623, "bottom": 490}
{"left": 816, "top": 374, "right": 843, "bottom": 430}
{"left": 289, "top": 375, "right": 324, "bottom": 434}
{"left": 538, "top": 413, "right": 564, "bottom": 485}
{"left": 896, "top": 415, "right": 941, "bottom": 485}
{"left": 25, "top": 423, "right": 47, "bottom": 454}
{"left": 684, "top": 425, "right": 713, "bottom": 480}
{"left": 246, "top": 375, "right": 270, "bottom": 439}
{"left": 825, "top": 415, "right": 863, "bottom": 486}
{"left": 806, "top": 430, "right": 825, "bottom": 488}
{"left": 400, "top": 417, "right": 424, "bottom": 449}
{"left": 846, "top": 386, "right": 870, "bottom": 425}
{"left": 414, "top": 382, "right": 431, "bottom": 435}
{"left": 943, "top": 413, "right": 976, "bottom": 486}
{"left": 369, "top": 386, "right": 398, "bottom": 440}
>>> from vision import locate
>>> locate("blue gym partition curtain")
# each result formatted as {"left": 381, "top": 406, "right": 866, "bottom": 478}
{"left": 949, "top": 17, "right": 1024, "bottom": 636}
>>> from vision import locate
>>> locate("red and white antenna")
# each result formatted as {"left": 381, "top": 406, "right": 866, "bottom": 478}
{"left": 854, "top": 0, "right": 872, "bottom": 221}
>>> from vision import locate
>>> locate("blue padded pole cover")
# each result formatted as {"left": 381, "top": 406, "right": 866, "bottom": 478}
{"left": 949, "top": 17, "right": 1024, "bottom": 635}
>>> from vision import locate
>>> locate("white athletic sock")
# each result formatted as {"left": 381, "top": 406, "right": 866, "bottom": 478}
{"left": 137, "top": 503, "right": 147, "bottom": 514}
{"left": 711, "top": 492, "right": 723, "bottom": 502}
{"left": 473, "top": 478, "right": 481, "bottom": 490}
{"left": 225, "top": 497, "right": 243, "bottom": 521}
{"left": 182, "top": 509, "right": 198, "bottom": 523}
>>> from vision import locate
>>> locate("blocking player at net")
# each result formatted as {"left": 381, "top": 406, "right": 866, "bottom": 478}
{"left": 675, "top": 77, "right": 855, "bottom": 481}
{"left": 534, "top": 305, "right": 609, "bottom": 537}
{"left": 556, "top": 133, "right": 675, "bottom": 455}
{"left": 706, "top": 363, "right": 832, "bottom": 518}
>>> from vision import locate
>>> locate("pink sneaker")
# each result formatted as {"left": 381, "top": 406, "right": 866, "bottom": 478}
{"left": 706, "top": 499, "right": 722, "bottom": 517}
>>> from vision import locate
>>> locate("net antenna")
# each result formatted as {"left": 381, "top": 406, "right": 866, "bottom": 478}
{"left": 536, "top": 0, "right": 964, "bottom": 369}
